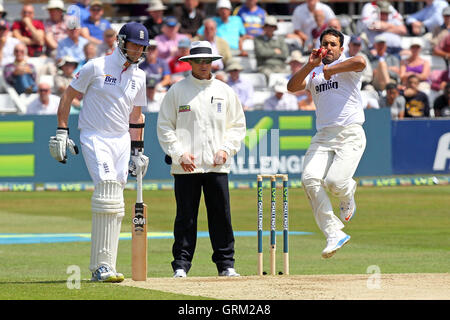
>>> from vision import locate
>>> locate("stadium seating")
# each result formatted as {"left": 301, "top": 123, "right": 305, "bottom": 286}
{"left": 268, "top": 73, "right": 290, "bottom": 88}
{"left": 252, "top": 90, "right": 272, "bottom": 109}
{"left": 0, "top": 93, "right": 17, "bottom": 114}
{"left": 240, "top": 72, "right": 267, "bottom": 90}
{"left": 27, "top": 57, "right": 46, "bottom": 73}
{"left": 274, "top": 21, "right": 294, "bottom": 36}
{"left": 0, "top": 2, "right": 447, "bottom": 116}
{"left": 242, "top": 39, "right": 254, "bottom": 53}
{"left": 233, "top": 56, "right": 258, "bottom": 72}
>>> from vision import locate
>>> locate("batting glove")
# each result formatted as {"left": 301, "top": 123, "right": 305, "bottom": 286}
{"left": 49, "top": 128, "right": 79, "bottom": 164}
{"left": 129, "top": 153, "right": 149, "bottom": 178}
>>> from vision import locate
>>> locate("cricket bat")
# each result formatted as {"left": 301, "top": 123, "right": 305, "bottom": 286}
{"left": 132, "top": 115, "right": 147, "bottom": 281}
{"left": 132, "top": 156, "right": 147, "bottom": 281}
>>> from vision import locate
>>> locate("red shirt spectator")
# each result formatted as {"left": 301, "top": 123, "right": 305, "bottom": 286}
{"left": 169, "top": 58, "right": 192, "bottom": 74}
{"left": 168, "top": 38, "right": 192, "bottom": 74}
{"left": 12, "top": 4, "right": 45, "bottom": 57}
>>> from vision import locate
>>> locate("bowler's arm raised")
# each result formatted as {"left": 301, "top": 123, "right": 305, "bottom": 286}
{"left": 287, "top": 55, "right": 366, "bottom": 93}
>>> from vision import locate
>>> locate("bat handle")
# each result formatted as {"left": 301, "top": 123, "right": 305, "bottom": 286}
{"left": 136, "top": 151, "right": 143, "bottom": 204}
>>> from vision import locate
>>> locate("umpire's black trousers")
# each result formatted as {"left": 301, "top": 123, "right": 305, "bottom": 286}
{"left": 171, "top": 173, "right": 235, "bottom": 274}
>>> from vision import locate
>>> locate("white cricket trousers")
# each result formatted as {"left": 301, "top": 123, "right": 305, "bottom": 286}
{"left": 301, "top": 124, "right": 366, "bottom": 239}
{"left": 80, "top": 130, "right": 130, "bottom": 186}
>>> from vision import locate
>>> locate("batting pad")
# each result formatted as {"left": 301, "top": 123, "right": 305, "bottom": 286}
{"left": 90, "top": 180, "right": 125, "bottom": 272}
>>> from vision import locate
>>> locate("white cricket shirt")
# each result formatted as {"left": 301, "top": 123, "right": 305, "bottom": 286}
{"left": 71, "top": 49, "right": 147, "bottom": 134}
{"left": 305, "top": 55, "right": 365, "bottom": 130}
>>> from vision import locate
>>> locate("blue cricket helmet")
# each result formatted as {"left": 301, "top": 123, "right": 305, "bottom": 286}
{"left": 118, "top": 22, "right": 149, "bottom": 46}
{"left": 117, "top": 22, "right": 149, "bottom": 64}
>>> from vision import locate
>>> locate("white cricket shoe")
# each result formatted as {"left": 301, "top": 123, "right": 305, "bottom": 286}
{"left": 173, "top": 269, "right": 187, "bottom": 278}
{"left": 91, "top": 265, "right": 117, "bottom": 282}
{"left": 322, "top": 231, "right": 351, "bottom": 259}
{"left": 340, "top": 196, "right": 356, "bottom": 222}
{"left": 219, "top": 268, "right": 240, "bottom": 277}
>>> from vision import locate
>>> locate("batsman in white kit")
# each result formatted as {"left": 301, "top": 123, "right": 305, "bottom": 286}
{"left": 49, "top": 22, "right": 150, "bottom": 282}
{"left": 287, "top": 28, "right": 367, "bottom": 258}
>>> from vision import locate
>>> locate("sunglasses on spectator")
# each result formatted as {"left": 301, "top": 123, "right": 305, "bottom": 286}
{"left": 190, "top": 58, "right": 213, "bottom": 64}
{"left": 38, "top": 88, "right": 50, "bottom": 92}
{"left": 90, "top": 7, "right": 102, "bottom": 12}
{"left": 14, "top": 49, "right": 25, "bottom": 53}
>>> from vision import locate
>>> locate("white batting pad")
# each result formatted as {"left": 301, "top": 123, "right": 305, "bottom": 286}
{"left": 90, "top": 180, "right": 125, "bottom": 272}
{"left": 91, "top": 180, "right": 124, "bottom": 214}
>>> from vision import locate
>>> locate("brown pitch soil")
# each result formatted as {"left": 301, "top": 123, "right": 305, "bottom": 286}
{"left": 120, "top": 273, "right": 449, "bottom": 300}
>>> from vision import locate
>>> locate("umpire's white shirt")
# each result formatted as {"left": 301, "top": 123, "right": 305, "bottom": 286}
{"left": 305, "top": 55, "right": 365, "bottom": 130}
{"left": 157, "top": 72, "right": 246, "bottom": 175}
{"left": 71, "top": 49, "right": 147, "bottom": 134}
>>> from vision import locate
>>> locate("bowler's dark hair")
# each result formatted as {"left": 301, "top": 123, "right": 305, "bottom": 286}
{"left": 320, "top": 28, "right": 344, "bottom": 47}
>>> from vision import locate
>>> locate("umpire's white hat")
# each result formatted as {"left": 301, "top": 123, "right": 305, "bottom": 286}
{"left": 178, "top": 41, "right": 223, "bottom": 62}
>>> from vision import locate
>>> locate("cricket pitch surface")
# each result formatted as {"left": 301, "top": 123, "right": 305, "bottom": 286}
{"left": 120, "top": 273, "right": 449, "bottom": 300}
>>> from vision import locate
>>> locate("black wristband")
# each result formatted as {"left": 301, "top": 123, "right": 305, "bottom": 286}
{"left": 129, "top": 123, "right": 145, "bottom": 128}
{"left": 131, "top": 140, "right": 144, "bottom": 149}
{"left": 131, "top": 141, "right": 143, "bottom": 156}
{"left": 57, "top": 127, "right": 69, "bottom": 134}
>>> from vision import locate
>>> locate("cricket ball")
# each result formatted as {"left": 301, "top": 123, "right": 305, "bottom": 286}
{"left": 317, "top": 48, "right": 328, "bottom": 56}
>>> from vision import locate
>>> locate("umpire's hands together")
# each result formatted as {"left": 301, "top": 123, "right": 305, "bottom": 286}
{"left": 179, "top": 150, "right": 228, "bottom": 172}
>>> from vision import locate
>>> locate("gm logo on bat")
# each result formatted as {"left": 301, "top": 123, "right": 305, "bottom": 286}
{"left": 133, "top": 216, "right": 146, "bottom": 226}
{"left": 133, "top": 205, "right": 146, "bottom": 232}
{"left": 133, "top": 215, "right": 146, "bottom": 233}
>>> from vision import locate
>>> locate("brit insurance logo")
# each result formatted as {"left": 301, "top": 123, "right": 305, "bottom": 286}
{"left": 104, "top": 74, "right": 117, "bottom": 85}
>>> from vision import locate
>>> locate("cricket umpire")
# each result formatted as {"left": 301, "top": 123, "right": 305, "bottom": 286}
{"left": 157, "top": 41, "right": 246, "bottom": 278}
{"left": 287, "top": 28, "right": 367, "bottom": 259}
{"left": 49, "top": 22, "right": 150, "bottom": 282}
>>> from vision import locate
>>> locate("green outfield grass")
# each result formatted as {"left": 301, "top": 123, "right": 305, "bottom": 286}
{"left": 0, "top": 185, "right": 449, "bottom": 299}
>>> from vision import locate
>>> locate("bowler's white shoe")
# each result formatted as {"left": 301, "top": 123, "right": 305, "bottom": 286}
{"left": 322, "top": 231, "right": 351, "bottom": 259}
{"left": 219, "top": 268, "right": 240, "bottom": 277}
{"left": 340, "top": 196, "right": 356, "bottom": 222}
{"left": 173, "top": 269, "right": 187, "bottom": 278}
{"left": 91, "top": 265, "right": 117, "bottom": 282}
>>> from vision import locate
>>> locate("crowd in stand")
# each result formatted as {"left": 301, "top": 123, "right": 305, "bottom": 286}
{"left": 0, "top": 0, "right": 449, "bottom": 118}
